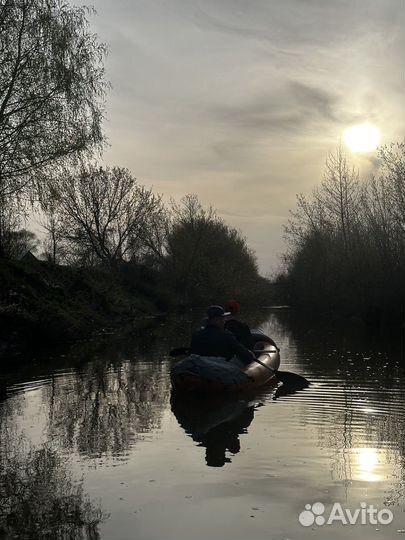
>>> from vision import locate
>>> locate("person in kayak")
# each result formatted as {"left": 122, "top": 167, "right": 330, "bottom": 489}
{"left": 224, "top": 299, "right": 280, "bottom": 351}
{"left": 223, "top": 300, "right": 254, "bottom": 349}
{"left": 190, "top": 305, "right": 255, "bottom": 366}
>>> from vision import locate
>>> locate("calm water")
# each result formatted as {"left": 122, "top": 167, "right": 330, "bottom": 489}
{"left": 0, "top": 311, "right": 404, "bottom": 540}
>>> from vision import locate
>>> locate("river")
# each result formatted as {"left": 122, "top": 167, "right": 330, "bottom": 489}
{"left": 0, "top": 310, "right": 404, "bottom": 540}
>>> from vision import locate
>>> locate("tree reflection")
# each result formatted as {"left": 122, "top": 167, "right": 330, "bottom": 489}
{"left": 0, "top": 433, "right": 106, "bottom": 539}
{"left": 271, "top": 310, "right": 405, "bottom": 506}
{"left": 171, "top": 395, "right": 255, "bottom": 467}
{"left": 45, "top": 348, "right": 171, "bottom": 459}
{"left": 312, "top": 388, "right": 405, "bottom": 506}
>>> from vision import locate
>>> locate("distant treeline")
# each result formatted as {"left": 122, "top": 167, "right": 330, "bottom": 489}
{"left": 1, "top": 169, "right": 271, "bottom": 313}
{"left": 0, "top": 0, "right": 270, "bottom": 324}
{"left": 279, "top": 144, "right": 405, "bottom": 328}
{"left": 1, "top": 172, "right": 271, "bottom": 316}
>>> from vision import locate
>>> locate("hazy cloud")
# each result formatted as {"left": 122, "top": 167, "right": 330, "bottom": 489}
{"left": 81, "top": 0, "right": 404, "bottom": 271}
{"left": 209, "top": 82, "right": 341, "bottom": 137}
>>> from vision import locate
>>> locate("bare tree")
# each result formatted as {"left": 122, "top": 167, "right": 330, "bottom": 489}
{"left": 284, "top": 146, "right": 361, "bottom": 254}
{"left": 377, "top": 143, "right": 405, "bottom": 240}
{"left": 315, "top": 145, "right": 361, "bottom": 253}
{"left": 281, "top": 142, "right": 405, "bottom": 323}
{"left": 0, "top": 0, "right": 108, "bottom": 201}
{"left": 0, "top": 194, "right": 20, "bottom": 256}
{"left": 55, "top": 165, "right": 164, "bottom": 267}
{"left": 362, "top": 174, "right": 396, "bottom": 261}
{"left": 41, "top": 205, "right": 65, "bottom": 263}
{"left": 284, "top": 192, "right": 330, "bottom": 247}
{"left": 2, "top": 228, "right": 39, "bottom": 259}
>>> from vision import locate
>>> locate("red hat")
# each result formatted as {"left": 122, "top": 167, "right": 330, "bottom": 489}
{"left": 224, "top": 300, "right": 240, "bottom": 314}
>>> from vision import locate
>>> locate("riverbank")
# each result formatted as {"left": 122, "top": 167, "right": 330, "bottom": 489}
{"left": 0, "top": 259, "right": 164, "bottom": 356}
{"left": 0, "top": 252, "right": 279, "bottom": 357}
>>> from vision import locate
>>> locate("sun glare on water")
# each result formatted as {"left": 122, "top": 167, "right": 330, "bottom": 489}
{"left": 344, "top": 123, "right": 381, "bottom": 153}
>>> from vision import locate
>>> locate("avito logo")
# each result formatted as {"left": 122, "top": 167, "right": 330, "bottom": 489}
{"left": 299, "top": 501, "right": 394, "bottom": 527}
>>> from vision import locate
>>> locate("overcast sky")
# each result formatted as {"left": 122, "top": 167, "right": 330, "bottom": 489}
{"left": 83, "top": 0, "right": 404, "bottom": 273}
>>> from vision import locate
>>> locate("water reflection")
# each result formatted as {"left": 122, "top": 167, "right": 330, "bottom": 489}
{"left": 171, "top": 396, "right": 255, "bottom": 467}
{"left": 45, "top": 354, "right": 171, "bottom": 459}
{"left": 171, "top": 379, "right": 313, "bottom": 468}
{"left": 0, "top": 311, "right": 403, "bottom": 539}
{"left": 261, "top": 311, "right": 405, "bottom": 507}
{"left": 352, "top": 447, "right": 382, "bottom": 482}
{"left": 0, "top": 431, "right": 106, "bottom": 539}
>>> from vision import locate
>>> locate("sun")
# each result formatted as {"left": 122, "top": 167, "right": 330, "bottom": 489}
{"left": 343, "top": 123, "right": 381, "bottom": 153}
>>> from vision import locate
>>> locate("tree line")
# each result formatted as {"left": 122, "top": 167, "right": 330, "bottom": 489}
{"left": 0, "top": 0, "right": 269, "bottom": 311}
{"left": 281, "top": 143, "right": 405, "bottom": 328}
{"left": 4, "top": 0, "right": 400, "bottom": 321}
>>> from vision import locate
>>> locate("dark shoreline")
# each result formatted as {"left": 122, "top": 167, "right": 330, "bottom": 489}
{"left": 0, "top": 258, "right": 165, "bottom": 359}
{"left": 1, "top": 258, "right": 403, "bottom": 361}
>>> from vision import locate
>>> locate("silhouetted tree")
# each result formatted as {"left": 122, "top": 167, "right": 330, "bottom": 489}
{"left": 282, "top": 143, "right": 404, "bottom": 324}
{"left": 285, "top": 146, "right": 361, "bottom": 254}
{"left": 0, "top": 193, "right": 21, "bottom": 256}
{"left": 0, "top": 0, "right": 108, "bottom": 202}
{"left": 53, "top": 165, "right": 164, "bottom": 267}
{"left": 375, "top": 143, "right": 405, "bottom": 258}
{"left": 1, "top": 228, "right": 40, "bottom": 259}
{"left": 162, "top": 195, "right": 261, "bottom": 305}
{"left": 41, "top": 205, "right": 65, "bottom": 264}
{"left": 318, "top": 146, "right": 361, "bottom": 253}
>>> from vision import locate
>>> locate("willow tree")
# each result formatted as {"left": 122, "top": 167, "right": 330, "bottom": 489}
{"left": 0, "top": 0, "right": 108, "bottom": 199}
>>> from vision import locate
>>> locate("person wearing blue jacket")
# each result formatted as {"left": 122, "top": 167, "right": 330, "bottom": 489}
{"left": 190, "top": 305, "right": 255, "bottom": 366}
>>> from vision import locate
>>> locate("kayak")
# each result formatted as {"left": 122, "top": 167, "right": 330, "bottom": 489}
{"left": 170, "top": 330, "right": 280, "bottom": 395}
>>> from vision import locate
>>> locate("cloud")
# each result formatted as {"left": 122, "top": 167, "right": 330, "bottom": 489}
{"left": 209, "top": 81, "right": 341, "bottom": 138}
{"left": 84, "top": 0, "right": 404, "bottom": 272}
{"left": 177, "top": 0, "right": 393, "bottom": 49}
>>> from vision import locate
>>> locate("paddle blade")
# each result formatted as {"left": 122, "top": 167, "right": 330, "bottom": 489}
{"left": 275, "top": 370, "right": 309, "bottom": 388}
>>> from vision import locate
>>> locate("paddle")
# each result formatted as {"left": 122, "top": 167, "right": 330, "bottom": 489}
{"left": 252, "top": 355, "right": 309, "bottom": 387}
{"left": 169, "top": 347, "right": 309, "bottom": 388}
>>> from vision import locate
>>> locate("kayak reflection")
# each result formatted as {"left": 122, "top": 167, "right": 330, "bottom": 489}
{"left": 171, "top": 395, "right": 255, "bottom": 467}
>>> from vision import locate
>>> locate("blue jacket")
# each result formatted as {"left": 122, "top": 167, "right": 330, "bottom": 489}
{"left": 224, "top": 319, "right": 253, "bottom": 349}
{"left": 190, "top": 324, "right": 253, "bottom": 365}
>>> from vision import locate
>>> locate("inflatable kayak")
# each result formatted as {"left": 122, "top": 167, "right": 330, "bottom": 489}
{"left": 170, "top": 331, "right": 280, "bottom": 395}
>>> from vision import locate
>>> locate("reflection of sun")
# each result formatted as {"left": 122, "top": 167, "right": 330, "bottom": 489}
{"left": 353, "top": 447, "right": 380, "bottom": 482}
{"left": 344, "top": 123, "right": 381, "bottom": 153}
